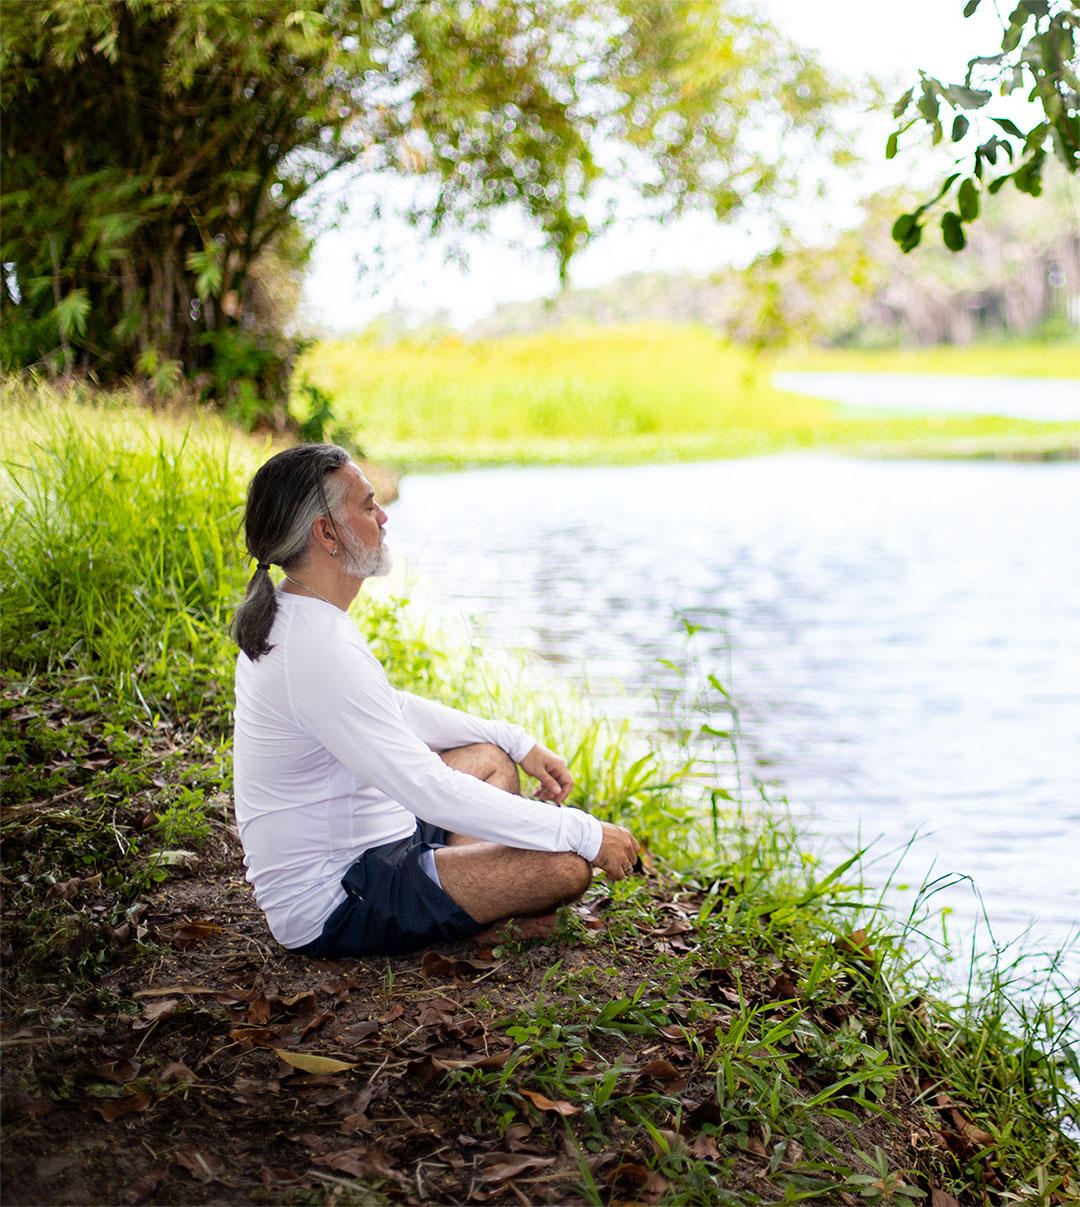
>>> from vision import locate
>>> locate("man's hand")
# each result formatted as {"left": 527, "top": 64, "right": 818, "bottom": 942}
{"left": 591, "top": 821, "right": 640, "bottom": 880}
{"left": 519, "top": 743, "right": 573, "bottom": 804}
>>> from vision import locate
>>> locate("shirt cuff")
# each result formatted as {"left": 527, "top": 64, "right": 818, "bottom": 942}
{"left": 502, "top": 727, "right": 537, "bottom": 764}
{"left": 568, "top": 809, "right": 604, "bottom": 862}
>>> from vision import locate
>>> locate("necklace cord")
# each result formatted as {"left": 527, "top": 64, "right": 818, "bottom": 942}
{"left": 282, "top": 574, "right": 335, "bottom": 606}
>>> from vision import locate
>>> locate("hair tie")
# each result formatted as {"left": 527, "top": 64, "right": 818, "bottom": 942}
{"left": 257, "top": 562, "right": 271, "bottom": 572}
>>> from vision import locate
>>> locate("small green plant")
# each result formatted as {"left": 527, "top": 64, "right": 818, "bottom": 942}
{"left": 843, "top": 1147, "right": 925, "bottom": 1206}
{"left": 151, "top": 786, "right": 212, "bottom": 849}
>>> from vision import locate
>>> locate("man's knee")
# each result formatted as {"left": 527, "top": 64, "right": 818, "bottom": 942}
{"left": 442, "top": 742, "right": 519, "bottom": 794}
{"left": 485, "top": 744, "right": 520, "bottom": 794}
{"left": 553, "top": 853, "right": 592, "bottom": 902}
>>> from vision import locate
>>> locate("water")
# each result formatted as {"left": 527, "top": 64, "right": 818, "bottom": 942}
{"left": 772, "top": 371, "right": 1080, "bottom": 422}
{"left": 383, "top": 455, "right": 1080, "bottom": 981}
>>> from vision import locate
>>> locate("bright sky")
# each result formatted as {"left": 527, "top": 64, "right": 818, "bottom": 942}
{"left": 300, "top": 0, "right": 1018, "bottom": 332}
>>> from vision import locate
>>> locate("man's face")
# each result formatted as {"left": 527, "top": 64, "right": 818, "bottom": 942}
{"left": 332, "top": 462, "right": 391, "bottom": 579}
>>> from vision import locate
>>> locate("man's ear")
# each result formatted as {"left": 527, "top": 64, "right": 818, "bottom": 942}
{"left": 310, "top": 514, "right": 337, "bottom": 556}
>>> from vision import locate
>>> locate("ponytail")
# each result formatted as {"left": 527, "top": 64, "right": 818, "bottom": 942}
{"left": 231, "top": 444, "right": 349, "bottom": 660}
{"left": 232, "top": 564, "right": 281, "bottom": 661}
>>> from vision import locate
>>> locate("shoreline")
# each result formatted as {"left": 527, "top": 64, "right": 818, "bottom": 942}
{"left": 2, "top": 380, "right": 1077, "bottom": 1205}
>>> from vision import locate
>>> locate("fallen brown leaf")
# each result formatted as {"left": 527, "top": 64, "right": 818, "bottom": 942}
{"left": 836, "top": 928, "right": 876, "bottom": 964}
{"left": 94, "top": 1092, "right": 152, "bottom": 1122}
{"left": 158, "top": 1061, "right": 197, "bottom": 1084}
{"left": 166, "top": 921, "right": 222, "bottom": 948}
{"left": 133, "top": 985, "right": 216, "bottom": 999}
{"left": 647, "top": 919, "right": 693, "bottom": 937}
{"left": 690, "top": 1134, "right": 721, "bottom": 1160}
{"left": 281, "top": 990, "right": 318, "bottom": 1014}
{"left": 174, "top": 1147, "right": 225, "bottom": 1183}
{"left": 607, "top": 1161, "right": 651, "bottom": 1190}
{"left": 94, "top": 1058, "right": 141, "bottom": 1084}
{"left": 262, "top": 1166, "right": 306, "bottom": 1191}
{"left": 339, "top": 1112, "right": 372, "bottom": 1134}
{"left": 128, "top": 1166, "right": 166, "bottom": 1204}
{"left": 479, "top": 1152, "right": 556, "bottom": 1182}
{"left": 638, "top": 1059, "right": 681, "bottom": 1083}
{"left": 231, "top": 1077, "right": 281, "bottom": 1107}
{"left": 135, "top": 998, "right": 180, "bottom": 1027}
{"left": 931, "top": 1189, "right": 962, "bottom": 1207}
{"left": 519, "top": 1088, "right": 581, "bottom": 1116}
{"left": 768, "top": 972, "right": 800, "bottom": 1002}
{"left": 273, "top": 1047, "right": 356, "bottom": 1074}
{"left": 246, "top": 994, "right": 271, "bottom": 1024}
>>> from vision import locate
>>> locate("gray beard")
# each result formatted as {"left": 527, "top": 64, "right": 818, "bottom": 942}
{"left": 339, "top": 522, "right": 392, "bottom": 579}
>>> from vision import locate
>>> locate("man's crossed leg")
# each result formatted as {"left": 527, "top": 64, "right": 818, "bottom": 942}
{"left": 434, "top": 743, "right": 638, "bottom": 925}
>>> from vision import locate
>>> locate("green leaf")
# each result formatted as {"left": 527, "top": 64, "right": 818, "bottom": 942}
{"left": 891, "top": 87, "right": 914, "bottom": 119}
{"left": 991, "top": 116, "right": 1024, "bottom": 137}
{"left": 185, "top": 246, "right": 224, "bottom": 302}
{"left": 55, "top": 288, "right": 90, "bottom": 339}
{"left": 1013, "top": 153, "right": 1045, "bottom": 195}
{"left": 885, "top": 131, "right": 899, "bottom": 159}
{"left": 957, "top": 177, "right": 979, "bottom": 221}
{"left": 917, "top": 82, "right": 940, "bottom": 122}
{"left": 1003, "top": 19, "right": 1025, "bottom": 53}
{"left": 951, "top": 114, "right": 969, "bottom": 141}
{"left": 988, "top": 173, "right": 1011, "bottom": 193}
{"left": 700, "top": 725, "right": 732, "bottom": 740}
{"left": 891, "top": 213, "right": 916, "bottom": 241}
{"left": 941, "top": 211, "right": 966, "bottom": 251}
{"left": 943, "top": 84, "right": 991, "bottom": 109}
{"left": 963, "top": 0, "right": 982, "bottom": 14}
{"left": 891, "top": 212, "right": 922, "bottom": 253}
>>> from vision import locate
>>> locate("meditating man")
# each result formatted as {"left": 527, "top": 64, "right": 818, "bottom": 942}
{"left": 231, "top": 444, "right": 640, "bottom": 958}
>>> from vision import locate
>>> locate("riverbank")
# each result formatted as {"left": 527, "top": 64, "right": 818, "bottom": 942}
{"left": 2, "top": 383, "right": 1078, "bottom": 1205}
{"left": 296, "top": 327, "right": 1080, "bottom": 468}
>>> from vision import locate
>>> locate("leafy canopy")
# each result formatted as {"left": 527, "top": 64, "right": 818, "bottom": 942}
{"left": 1, "top": 0, "right": 849, "bottom": 408}
{"left": 889, "top": 0, "right": 1079, "bottom": 253}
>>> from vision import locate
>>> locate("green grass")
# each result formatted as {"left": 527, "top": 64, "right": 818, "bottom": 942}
{"left": 778, "top": 342, "right": 1080, "bottom": 379}
{"left": 2, "top": 378, "right": 1077, "bottom": 1204}
{"left": 295, "top": 324, "right": 1080, "bottom": 467}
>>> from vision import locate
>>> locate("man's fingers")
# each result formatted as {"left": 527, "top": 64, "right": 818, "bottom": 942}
{"left": 532, "top": 769, "right": 558, "bottom": 800}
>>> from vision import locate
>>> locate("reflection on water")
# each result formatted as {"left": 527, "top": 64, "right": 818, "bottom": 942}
{"left": 385, "top": 455, "right": 1080, "bottom": 976}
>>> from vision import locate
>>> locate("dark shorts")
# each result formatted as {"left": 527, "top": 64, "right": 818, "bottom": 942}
{"left": 288, "top": 821, "right": 484, "bottom": 959}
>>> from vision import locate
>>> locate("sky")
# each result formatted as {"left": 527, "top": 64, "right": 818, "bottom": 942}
{"left": 299, "top": 0, "right": 1021, "bottom": 332}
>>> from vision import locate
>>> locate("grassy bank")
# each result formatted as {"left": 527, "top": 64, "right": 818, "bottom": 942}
{"left": 296, "top": 326, "right": 1079, "bottom": 467}
{"left": 778, "top": 343, "right": 1080, "bottom": 379}
{"left": 2, "top": 381, "right": 1078, "bottom": 1206}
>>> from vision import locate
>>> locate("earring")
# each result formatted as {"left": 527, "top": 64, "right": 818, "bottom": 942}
{"left": 331, "top": 549, "right": 338, "bottom": 558}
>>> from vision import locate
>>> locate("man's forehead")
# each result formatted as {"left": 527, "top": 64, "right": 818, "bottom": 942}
{"left": 339, "top": 461, "right": 374, "bottom": 500}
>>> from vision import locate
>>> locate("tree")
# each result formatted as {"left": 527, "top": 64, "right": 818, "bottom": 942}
{"left": 889, "top": 0, "right": 1078, "bottom": 253}
{"left": 1, "top": 0, "right": 849, "bottom": 417}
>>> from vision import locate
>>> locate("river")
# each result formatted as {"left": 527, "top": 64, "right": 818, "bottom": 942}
{"left": 383, "top": 453, "right": 1080, "bottom": 986}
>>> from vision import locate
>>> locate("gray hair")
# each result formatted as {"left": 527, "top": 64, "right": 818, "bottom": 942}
{"left": 231, "top": 444, "right": 350, "bottom": 660}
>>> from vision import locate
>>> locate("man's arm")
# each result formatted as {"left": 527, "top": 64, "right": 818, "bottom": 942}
{"left": 394, "top": 689, "right": 535, "bottom": 762}
{"left": 289, "top": 634, "right": 602, "bottom": 860}
{"left": 398, "top": 690, "right": 574, "bottom": 805}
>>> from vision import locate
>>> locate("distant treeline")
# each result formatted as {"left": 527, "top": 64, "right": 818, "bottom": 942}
{"left": 459, "top": 175, "right": 1079, "bottom": 348}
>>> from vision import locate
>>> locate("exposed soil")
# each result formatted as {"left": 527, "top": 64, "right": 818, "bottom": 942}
{"left": 0, "top": 812, "right": 995, "bottom": 1207}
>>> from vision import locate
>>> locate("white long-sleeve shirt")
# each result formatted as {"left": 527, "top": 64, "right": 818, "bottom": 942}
{"left": 233, "top": 591, "right": 603, "bottom": 948}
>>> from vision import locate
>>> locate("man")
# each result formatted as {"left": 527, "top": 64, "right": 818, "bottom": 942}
{"left": 232, "top": 444, "right": 640, "bottom": 958}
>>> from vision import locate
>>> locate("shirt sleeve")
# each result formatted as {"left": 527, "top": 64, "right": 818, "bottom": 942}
{"left": 394, "top": 689, "right": 537, "bottom": 763}
{"left": 286, "top": 616, "right": 602, "bottom": 861}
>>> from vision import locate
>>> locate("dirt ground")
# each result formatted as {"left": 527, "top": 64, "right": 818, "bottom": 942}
{"left": 1, "top": 818, "right": 987, "bottom": 1207}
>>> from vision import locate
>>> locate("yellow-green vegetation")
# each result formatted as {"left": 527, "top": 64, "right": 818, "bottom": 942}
{"left": 2, "top": 380, "right": 1078, "bottom": 1205}
{"left": 297, "top": 324, "right": 1079, "bottom": 467}
{"left": 779, "top": 342, "right": 1080, "bottom": 379}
